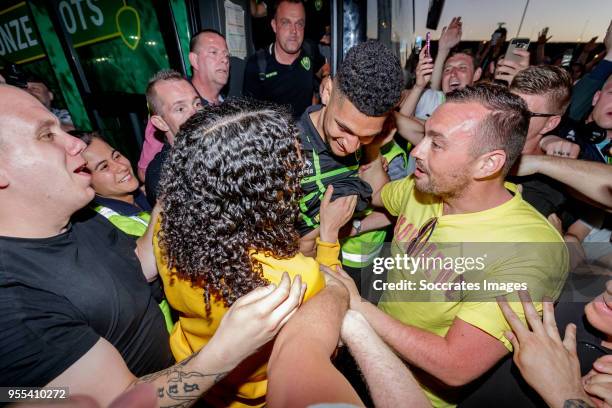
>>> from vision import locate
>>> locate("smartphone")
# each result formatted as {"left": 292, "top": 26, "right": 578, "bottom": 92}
{"left": 504, "top": 38, "right": 530, "bottom": 64}
{"left": 425, "top": 32, "right": 431, "bottom": 58}
{"left": 542, "top": 26, "right": 549, "bottom": 38}
{"left": 415, "top": 36, "right": 423, "bottom": 54}
{"left": 561, "top": 49, "right": 573, "bottom": 67}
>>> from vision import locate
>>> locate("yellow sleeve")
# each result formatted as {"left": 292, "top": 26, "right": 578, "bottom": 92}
{"left": 457, "top": 251, "right": 566, "bottom": 352}
{"left": 380, "top": 176, "right": 415, "bottom": 216}
{"left": 262, "top": 255, "right": 326, "bottom": 303}
{"left": 456, "top": 300, "right": 543, "bottom": 352}
{"left": 315, "top": 238, "right": 341, "bottom": 269}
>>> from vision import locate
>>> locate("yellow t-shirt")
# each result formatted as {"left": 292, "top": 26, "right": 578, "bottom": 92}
{"left": 153, "top": 221, "right": 339, "bottom": 408}
{"left": 379, "top": 176, "right": 569, "bottom": 408}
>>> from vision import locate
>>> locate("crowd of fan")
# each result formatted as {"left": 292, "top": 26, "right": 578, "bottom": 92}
{"left": 0, "top": 1, "right": 611, "bottom": 407}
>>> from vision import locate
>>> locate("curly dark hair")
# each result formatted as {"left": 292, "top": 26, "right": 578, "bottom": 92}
{"left": 336, "top": 40, "right": 403, "bottom": 116}
{"left": 158, "top": 98, "right": 303, "bottom": 312}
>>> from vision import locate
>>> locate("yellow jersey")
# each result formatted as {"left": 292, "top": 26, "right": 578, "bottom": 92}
{"left": 379, "top": 176, "right": 569, "bottom": 408}
{"left": 154, "top": 220, "right": 340, "bottom": 407}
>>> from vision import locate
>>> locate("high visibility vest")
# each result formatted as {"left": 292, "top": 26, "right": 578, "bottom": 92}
{"left": 92, "top": 204, "right": 174, "bottom": 333}
{"left": 341, "top": 141, "right": 409, "bottom": 268}
{"left": 299, "top": 148, "right": 361, "bottom": 231}
{"left": 92, "top": 205, "right": 150, "bottom": 237}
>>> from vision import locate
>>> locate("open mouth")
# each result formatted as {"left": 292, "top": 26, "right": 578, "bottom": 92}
{"left": 74, "top": 163, "right": 90, "bottom": 176}
{"left": 336, "top": 140, "right": 346, "bottom": 154}
{"left": 448, "top": 80, "right": 461, "bottom": 90}
{"left": 415, "top": 160, "right": 426, "bottom": 172}
{"left": 604, "top": 293, "right": 612, "bottom": 311}
{"left": 118, "top": 174, "right": 132, "bottom": 184}
{"left": 595, "top": 294, "right": 612, "bottom": 315}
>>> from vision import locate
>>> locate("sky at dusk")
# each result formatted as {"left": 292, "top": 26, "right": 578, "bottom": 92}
{"left": 369, "top": 0, "right": 611, "bottom": 44}
{"left": 415, "top": 0, "right": 611, "bottom": 42}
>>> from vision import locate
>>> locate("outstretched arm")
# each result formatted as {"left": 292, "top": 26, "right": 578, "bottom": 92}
{"left": 431, "top": 17, "right": 462, "bottom": 91}
{"left": 341, "top": 310, "right": 432, "bottom": 408}
{"left": 49, "top": 275, "right": 305, "bottom": 408}
{"left": 514, "top": 155, "right": 612, "bottom": 210}
{"left": 394, "top": 111, "right": 425, "bottom": 145}
{"left": 328, "top": 267, "right": 508, "bottom": 387}
{"left": 267, "top": 280, "right": 362, "bottom": 407}
{"left": 498, "top": 292, "right": 595, "bottom": 408}
{"left": 399, "top": 47, "right": 434, "bottom": 117}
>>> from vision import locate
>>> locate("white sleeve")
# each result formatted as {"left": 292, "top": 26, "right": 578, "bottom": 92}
{"left": 415, "top": 89, "right": 444, "bottom": 120}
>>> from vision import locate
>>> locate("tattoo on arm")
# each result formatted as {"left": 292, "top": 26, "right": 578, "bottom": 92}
{"left": 563, "top": 400, "right": 594, "bottom": 408}
{"left": 135, "top": 352, "right": 230, "bottom": 408}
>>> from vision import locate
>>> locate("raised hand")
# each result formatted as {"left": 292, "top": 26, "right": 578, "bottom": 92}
{"left": 583, "top": 36, "right": 599, "bottom": 54}
{"left": 206, "top": 272, "right": 306, "bottom": 367}
{"left": 319, "top": 185, "right": 357, "bottom": 243}
{"left": 415, "top": 46, "right": 434, "bottom": 89}
{"left": 497, "top": 291, "right": 594, "bottom": 408}
{"left": 495, "top": 49, "right": 530, "bottom": 85}
{"left": 439, "top": 16, "right": 463, "bottom": 51}
{"left": 537, "top": 28, "right": 552, "bottom": 44}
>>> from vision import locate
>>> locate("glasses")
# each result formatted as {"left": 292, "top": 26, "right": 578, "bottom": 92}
{"left": 528, "top": 111, "right": 558, "bottom": 118}
{"left": 405, "top": 217, "right": 438, "bottom": 257}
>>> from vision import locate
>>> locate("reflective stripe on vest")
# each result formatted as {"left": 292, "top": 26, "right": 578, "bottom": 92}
{"left": 381, "top": 139, "right": 409, "bottom": 166}
{"left": 93, "top": 205, "right": 151, "bottom": 237}
{"left": 341, "top": 247, "right": 383, "bottom": 263}
{"left": 159, "top": 299, "right": 175, "bottom": 333}
{"left": 299, "top": 147, "right": 360, "bottom": 229}
{"left": 341, "top": 237, "right": 385, "bottom": 267}
{"left": 341, "top": 141, "right": 408, "bottom": 268}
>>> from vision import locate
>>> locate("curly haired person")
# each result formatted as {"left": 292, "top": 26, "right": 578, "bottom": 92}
{"left": 297, "top": 40, "right": 406, "bottom": 283}
{"left": 153, "top": 98, "right": 356, "bottom": 407}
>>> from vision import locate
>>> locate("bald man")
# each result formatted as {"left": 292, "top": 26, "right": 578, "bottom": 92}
{"left": 0, "top": 85, "right": 304, "bottom": 407}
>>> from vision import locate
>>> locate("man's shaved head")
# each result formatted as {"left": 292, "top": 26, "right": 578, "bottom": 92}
{"left": 0, "top": 85, "right": 42, "bottom": 145}
{"left": 0, "top": 85, "right": 94, "bottom": 233}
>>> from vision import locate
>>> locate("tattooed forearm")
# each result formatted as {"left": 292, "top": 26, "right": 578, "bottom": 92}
{"left": 137, "top": 353, "right": 198, "bottom": 383}
{"left": 133, "top": 350, "right": 230, "bottom": 408}
{"left": 563, "top": 399, "right": 594, "bottom": 408}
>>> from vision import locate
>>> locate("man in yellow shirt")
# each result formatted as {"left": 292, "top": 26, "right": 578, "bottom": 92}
{"left": 336, "top": 83, "right": 569, "bottom": 407}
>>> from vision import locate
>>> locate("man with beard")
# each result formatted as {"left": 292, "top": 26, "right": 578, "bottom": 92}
{"left": 333, "top": 83, "right": 569, "bottom": 407}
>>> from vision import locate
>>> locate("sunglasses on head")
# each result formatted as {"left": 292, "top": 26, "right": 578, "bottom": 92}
{"left": 405, "top": 217, "right": 438, "bottom": 257}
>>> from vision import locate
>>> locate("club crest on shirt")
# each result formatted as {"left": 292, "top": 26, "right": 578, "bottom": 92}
{"left": 301, "top": 56, "right": 311, "bottom": 71}
{"left": 303, "top": 158, "right": 314, "bottom": 175}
